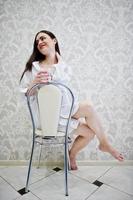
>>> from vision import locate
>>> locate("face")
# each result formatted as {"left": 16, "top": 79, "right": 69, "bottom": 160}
{"left": 36, "top": 32, "right": 56, "bottom": 56}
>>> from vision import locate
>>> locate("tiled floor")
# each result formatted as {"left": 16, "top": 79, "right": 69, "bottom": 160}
{"left": 0, "top": 165, "right": 133, "bottom": 200}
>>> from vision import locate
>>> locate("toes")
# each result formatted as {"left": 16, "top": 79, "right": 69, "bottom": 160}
{"left": 71, "top": 165, "right": 78, "bottom": 170}
{"left": 70, "top": 161, "right": 78, "bottom": 170}
{"left": 116, "top": 153, "right": 124, "bottom": 161}
{"left": 69, "top": 157, "right": 78, "bottom": 170}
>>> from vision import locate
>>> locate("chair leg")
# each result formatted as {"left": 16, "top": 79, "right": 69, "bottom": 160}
{"left": 64, "top": 140, "right": 69, "bottom": 196}
{"left": 25, "top": 141, "right": 35, "bottom": 193}
{"left": 67, "top": 145, "right": 71, "bottom": 171}
{"left": 37, "top": 144, "right": 43, "bottom": 169}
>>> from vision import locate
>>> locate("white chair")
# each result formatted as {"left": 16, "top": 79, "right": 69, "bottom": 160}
{"left": 25, "top": 82, "right": 74, "bottom": 196}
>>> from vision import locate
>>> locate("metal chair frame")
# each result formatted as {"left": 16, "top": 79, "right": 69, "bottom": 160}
{"left": 25, "top": 82, "right": 74, "bottom": 196}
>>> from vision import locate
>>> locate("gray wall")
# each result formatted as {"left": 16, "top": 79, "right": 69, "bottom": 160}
{"left": 0, "top": 0, "right": 133, "bottom": 162}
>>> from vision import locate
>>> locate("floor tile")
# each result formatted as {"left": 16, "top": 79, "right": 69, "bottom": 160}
{"left": 0, "top": 165, "right": 132, "bottom": 200}
{"left": 0, "top": 177, "right": 20, "bottom": 200}
{"left": 87, "top": 184, "right": 133, "bottom": 200}
{"left": 70, "top": 166, "right": 111, "bottom": 182}
{"left": 99, "top": 166, "right": 133, "bottom": 195}
{"left": 0, "top": 176, "right": 3, "bottom": 184}
{"left": 30, "top": 172, "right": 97, "bottom": 200}
{"left": 0, "top": 166, "right": 54, "bottom": 190}
{"left": 16, "top": 192, "right": 40, "bottom": 200}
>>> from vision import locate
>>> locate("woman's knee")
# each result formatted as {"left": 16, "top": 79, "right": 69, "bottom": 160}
{"left": 72, "top": 101, "right": 94, "bottom": 119}
{"left": 82, "top": 102, "right": 94, "bottom": 116}
{"left": 76, "top": 123, "right": 95, "bottom": 139}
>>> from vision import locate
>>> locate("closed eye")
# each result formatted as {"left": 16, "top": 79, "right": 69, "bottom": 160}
{"left": 40, "top": 36, "right": 46, "bottom": 41}
{"left": 36, "top": 36, "right": 47, "bottom": 44}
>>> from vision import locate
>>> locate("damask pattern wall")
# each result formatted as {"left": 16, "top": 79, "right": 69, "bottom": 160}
{"left": 0, "top": 0, "right": 133, "bottom": 162}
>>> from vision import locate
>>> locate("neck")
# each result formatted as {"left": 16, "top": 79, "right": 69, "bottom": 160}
{"left": 41, "top": 52, "right": 57, "bottom": 65}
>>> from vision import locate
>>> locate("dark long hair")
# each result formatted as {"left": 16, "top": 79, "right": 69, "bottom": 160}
{"left": 20, "top": 30, "right": 60, "bottom": 81}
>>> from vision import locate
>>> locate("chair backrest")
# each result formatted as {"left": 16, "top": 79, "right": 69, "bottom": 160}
{"left": 37, "top": 84, "right": 62, "bottom": 137}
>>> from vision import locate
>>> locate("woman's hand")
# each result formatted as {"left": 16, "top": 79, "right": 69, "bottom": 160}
{"left": 34, "top": 71, "right": 52, "bottom": 84}
{"left": 27, "top": 71, "right": 52, "bottom": 95}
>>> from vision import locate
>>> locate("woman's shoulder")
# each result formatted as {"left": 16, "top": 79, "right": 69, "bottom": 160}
{"left": 55, "top": 53, "right": 65, "bottom": 66}
{"left": 56, "top": 53, "right": 71, "bottom": 69}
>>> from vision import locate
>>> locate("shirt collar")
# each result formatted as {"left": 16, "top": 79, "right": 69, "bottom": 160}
{"left": 32, "top": 61, "right": 40, "bottom": 71}
{"left": 32, "top": 55, "right": 64, "bottom": 71}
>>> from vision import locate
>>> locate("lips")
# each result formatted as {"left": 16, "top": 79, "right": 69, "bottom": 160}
{"left": 39, "top": 43, "right": 47, "bottom": 49}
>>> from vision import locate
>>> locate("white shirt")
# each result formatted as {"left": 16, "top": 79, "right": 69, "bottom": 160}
{"left": 19, "top": 57, "right": 79, "bottom": 130}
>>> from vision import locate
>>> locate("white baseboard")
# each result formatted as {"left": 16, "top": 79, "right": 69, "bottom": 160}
{"left": 77, "top": 160, "right": 133, "bottom": 166}
{"left": 0, "top": 160, "right": 133, "bottom": 166}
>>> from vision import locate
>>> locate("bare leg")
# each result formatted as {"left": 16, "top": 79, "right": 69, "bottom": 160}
{"left": 69, "top": 123, "right": 95, "bottom": 170}
{"left": 72, "top": 101, "right": 124, "bottom": 161}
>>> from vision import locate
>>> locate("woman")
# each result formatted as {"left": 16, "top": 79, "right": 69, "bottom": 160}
{"left": 20, "top": 30, "right": 124, "bottom": 170}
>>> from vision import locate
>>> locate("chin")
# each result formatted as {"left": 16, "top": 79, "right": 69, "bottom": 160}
{"left": 39, "top": 50, "right": 47, "bottom": 56}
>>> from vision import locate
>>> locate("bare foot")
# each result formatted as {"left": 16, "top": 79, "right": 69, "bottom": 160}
{"left": 99, "top": 144, "right": 124, "bottom": 162}
{"left": 69, "top": 152, "right": 78, "bottom": 170}
{"left": 69, "top": 157, "right": 78, "bottom": 170}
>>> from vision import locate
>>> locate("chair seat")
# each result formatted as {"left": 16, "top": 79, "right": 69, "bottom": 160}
{"left": 35, "top": 129, "right": 72, "bottom": 145}
{"left": 35, "top": 128, "right": 65, "bottom": 137}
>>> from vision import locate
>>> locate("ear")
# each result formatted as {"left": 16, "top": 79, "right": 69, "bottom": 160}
{"left": 53, "top": 38, "right": 57, "bottom": 44}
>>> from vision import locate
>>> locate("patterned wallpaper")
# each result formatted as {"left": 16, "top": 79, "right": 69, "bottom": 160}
{"left": 0, "top": 0, "right": 133, "bottom": 162}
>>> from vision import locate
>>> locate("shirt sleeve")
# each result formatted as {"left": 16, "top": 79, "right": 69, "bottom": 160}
{"left": 19, "top": 71, "right": 33, "bottom": 94}
{"left": 52, "top": 61, "right": 79, "bottom": 106}
{"left": 52, "top": 62, "right": 72, "bottom": 85}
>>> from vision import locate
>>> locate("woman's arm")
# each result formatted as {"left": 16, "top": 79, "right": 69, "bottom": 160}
{"left": 19, "top": 71, "right": 51, "bottom": 96}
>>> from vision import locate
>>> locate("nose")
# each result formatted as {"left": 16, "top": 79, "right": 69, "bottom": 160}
{"left": 38, "top": 39, "right": 46, "bottom": 46}
{"left": 38, "top": 39, "right": 42, "bottom": 45}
